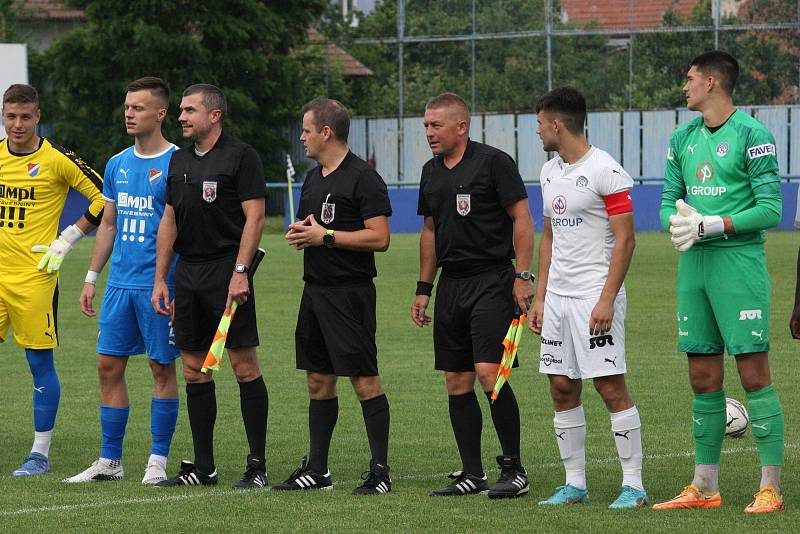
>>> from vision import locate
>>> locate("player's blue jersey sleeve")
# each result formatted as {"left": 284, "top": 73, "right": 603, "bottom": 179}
{"left": 103, "top": 150, "right": 124, "bottom": 202}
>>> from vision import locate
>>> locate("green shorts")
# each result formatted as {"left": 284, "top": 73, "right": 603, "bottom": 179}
{"left": 676, "top": 244, "right": 770, "bottom": 355}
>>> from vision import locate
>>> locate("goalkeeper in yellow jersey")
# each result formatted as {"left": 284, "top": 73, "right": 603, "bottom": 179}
{"left": 0, "top": 84, "right": 105, "bottom": 476}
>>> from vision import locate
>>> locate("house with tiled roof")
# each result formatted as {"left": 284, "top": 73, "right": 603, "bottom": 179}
{"left": 14, "top": 1, "right": 373, "bottom": 77}
{"left": 558, "top": 0, "right": 745, "bottom": 29}
{"left": 15, "top": 0, "right": 84, "bottom": 49}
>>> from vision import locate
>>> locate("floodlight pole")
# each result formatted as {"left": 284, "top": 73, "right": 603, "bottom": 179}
{"left": 471, "top": 0, "right": 476, "bottom": 111}
{"left": 397, "top": 0, "right": 405, "bottom": 182}
{"left": 545, "top": 0, "right": 553, "bottom": 91}
{"left": 628, "top": 0, "right": 634, "bottom": 110}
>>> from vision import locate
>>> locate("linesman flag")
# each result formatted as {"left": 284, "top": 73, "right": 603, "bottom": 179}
{"left": 201, "top": 248, "right": 267, "bottom": 373}
{"left": 286, "top": 154, "right": 297, "bottom": 223}
{"left": 491, "top": 308, "right": 526, "bottom": 403}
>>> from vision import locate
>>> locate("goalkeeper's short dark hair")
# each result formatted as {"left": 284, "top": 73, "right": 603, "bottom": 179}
{"left": 3, "top": 84, "right": 39, "bottom": 108}
{"left": 535, "top": 86, "right": 586, "bottom": 135}
{"left": 690, "top": 50, "right": 739, "bottom": 95}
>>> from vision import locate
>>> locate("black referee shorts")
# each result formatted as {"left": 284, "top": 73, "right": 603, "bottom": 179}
{"left": 174, "top": 256, "right": 259, "bottom": 352}
{"left": 434, "top": 265, "right": 516, "bottom": 372}
{"left": 295, "top": 282, "right": 378, "bottom": 377}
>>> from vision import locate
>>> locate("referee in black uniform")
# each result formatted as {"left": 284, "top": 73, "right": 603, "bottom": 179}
{"left": 274, "top": 98, "right": 392, "bottom": 495}
{"left": 151, "top": 84, "right": 269, "bottom": 489}
{"left": 412, "top": 92, "right": 535, "bottom": 498}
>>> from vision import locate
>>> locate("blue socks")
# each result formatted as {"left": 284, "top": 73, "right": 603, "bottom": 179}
{"left": 25, "top": 348, "right": 61, "bottom": 432}
{"left": 100, "top": 406, "right": 129, "bottom": 460}
{"left": 150, "top": 397, "right": 179, "bottom": 457}
{"left": 99, "top": 398, "right": 178, "bottom": 460}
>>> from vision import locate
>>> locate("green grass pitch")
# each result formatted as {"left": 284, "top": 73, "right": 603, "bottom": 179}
{"left": 0, "top": 229, "right": 797, "bottom": 532}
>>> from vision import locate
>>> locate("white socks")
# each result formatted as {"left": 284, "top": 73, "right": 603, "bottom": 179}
{"left": 610, "top": 405, "right": 644, "bottom": 491}
{"left": 31, "top": 430, "right": 52, "bottom": 458}
{"left": 692, "top": 464, "right": 720, "bottom": 493}
{"left": 554, "top": 404, "right": 645, "bottom": 492}
{"left": 148, "top": 454, "right": 167, "bottom": 469}
{"left": 554, "top": 405, "right": 587, "bottom": 490}
{"left": 761, "top": 465, "right": 781, "bottom": 493}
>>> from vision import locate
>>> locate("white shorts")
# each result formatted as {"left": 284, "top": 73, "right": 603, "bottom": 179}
{"left": 538, "top": 292, "right": 627, "bottom": 379}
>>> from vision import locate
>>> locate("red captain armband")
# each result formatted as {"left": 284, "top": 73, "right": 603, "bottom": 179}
{"left": 603, "top": 191, "right": 633, "bottom": 216}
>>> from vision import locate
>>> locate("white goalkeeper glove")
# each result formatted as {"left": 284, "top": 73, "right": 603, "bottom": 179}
{"left": 668, "top": 199, "right": 724, "bottom": 252}
{"left": 31, "top": 224, "right": 85, "bottom": 273}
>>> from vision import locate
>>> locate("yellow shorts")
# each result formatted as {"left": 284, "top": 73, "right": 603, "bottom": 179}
{"left": 0, "top": 270, "right": 58, "bottom": 348}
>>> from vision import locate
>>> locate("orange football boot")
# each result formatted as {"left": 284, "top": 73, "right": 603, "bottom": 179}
{"left": 652, "top": 484, "right": 722, "bottom": 510}
{"left": 744, "top": 485, "right": 784, "bottom": 514}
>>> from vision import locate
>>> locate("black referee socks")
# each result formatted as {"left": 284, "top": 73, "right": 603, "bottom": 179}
{"left": 309, "top": 397, "right": 339, "bottom": 474}
{"left": 485, "top": 383, "right": 521, "bottom": 459}
{"left": 238, "top": 376, "right": 269, "bottom": 461}
{"left": 449, "top": 391, "right": 484, "bottom": 476}
{"left": 186, "top": 380, "right": 217, "bottom": 475}
{"left": 360, "top": 394, "right": 390, "bottom": 467}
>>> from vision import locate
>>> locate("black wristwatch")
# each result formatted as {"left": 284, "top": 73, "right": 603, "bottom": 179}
{"left": 323, "top": 229, "right": 336, "bottom": 248}
{"left": 233, "top": 263, "right": 249, "bottom": 274}
{"left": 515, "top": 271, "right": 533, "bottom": 281}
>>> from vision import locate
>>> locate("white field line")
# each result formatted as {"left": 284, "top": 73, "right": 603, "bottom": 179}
{"left": 2, "top": 442, "right": 796, "bottom": 518}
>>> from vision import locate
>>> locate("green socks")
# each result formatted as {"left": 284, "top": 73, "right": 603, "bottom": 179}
{"left": 692, "top": 390, "right": 726, "bottom": 465}
{"left": 747, "top": 384, "right": 784, "bottom": 467}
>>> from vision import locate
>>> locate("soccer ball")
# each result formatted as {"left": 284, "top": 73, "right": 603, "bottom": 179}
{"left": 725, "top": 397, "right": 749, "bottom": 438}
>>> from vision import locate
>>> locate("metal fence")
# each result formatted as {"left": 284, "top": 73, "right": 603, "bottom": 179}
{"left": 290, "top": 104, "right": 800, "bottom": 183}
{"left": 303, "top": 0, "right": 800, "bottom": 181}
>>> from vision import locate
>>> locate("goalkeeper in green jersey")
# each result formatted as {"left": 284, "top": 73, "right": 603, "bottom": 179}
{"left": 653, "top": 51, "right": 784, "bottom": 514}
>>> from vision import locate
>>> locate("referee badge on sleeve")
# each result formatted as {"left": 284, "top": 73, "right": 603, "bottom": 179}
{"left": 456, "top": 194, "right": 471, "bottom": 216}
{"left": 202, "top": 181, "right": 217, "bottom": 203}
{"left": 321, "top": 193, "right": 335, "bottom": 224}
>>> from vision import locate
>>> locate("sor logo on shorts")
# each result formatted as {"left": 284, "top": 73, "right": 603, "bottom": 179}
{"left": 589, "top": 334, "right": 614, "bottom": 349}
{"left": 552, "top": 195, "right": 567, "bottom": 215}
{"left": 716, "top": 142, "right": 729, "bottom": 157}
{"left": 540, "top": 353, "right": 562, "bottom": 366}
{"left": 575, "top": 176, "right": 589, "bottom": 188}
{"left": 739, "top": 309, "right": 763, "bottom": 321}
{"left": 456, "top": 194, "right": 471, "bottom": 216}
{"left": 695, "top": 162, "right": 714, "bottom": 183}
{"left": 202, "top": 181, "right": 217, "bottom": 203}
{"left": 321, "top": 193, "right": 335, "bottom": 224}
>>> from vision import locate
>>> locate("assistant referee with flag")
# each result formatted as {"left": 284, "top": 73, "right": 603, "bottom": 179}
{"left": 412, "top": 92, "right": 535, "bottom": 498}
{"left": 152, "top": 83, "right": 268, "bottom": 489}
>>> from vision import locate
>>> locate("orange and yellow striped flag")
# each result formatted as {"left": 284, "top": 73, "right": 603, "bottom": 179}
{"left": 201, "top": 303, "right": 238, "bottom": 373}
{"left": 491, "top": 309, "right": 526, "bottom": 403}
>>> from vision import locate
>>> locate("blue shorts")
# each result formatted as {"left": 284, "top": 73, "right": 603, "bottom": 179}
{"left": 97, "top": 286, "right": 179, "bottom": 364}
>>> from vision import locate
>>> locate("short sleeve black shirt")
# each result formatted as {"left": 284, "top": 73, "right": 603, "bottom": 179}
{"left": 417, "top": 140, "right": 527, "bottom": 276}
{"left": 298, "top": 151, "right": 392, "bottom": 285}
{"left": 166, "top": 133, "right": 266, "bottom": 262}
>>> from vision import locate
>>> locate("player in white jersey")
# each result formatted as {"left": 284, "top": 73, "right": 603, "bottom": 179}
{"left": 529, "top": 87, "right": 647, "bottom": 509}
{"left": 64, "top": 78, "right": 179, "bottom": 485}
